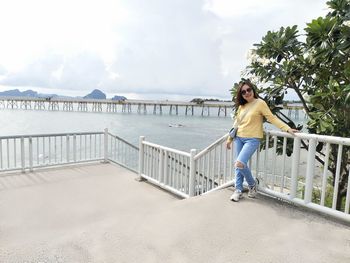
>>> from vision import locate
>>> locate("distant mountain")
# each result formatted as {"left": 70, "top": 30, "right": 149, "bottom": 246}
{"left": 0, "top": 89, "right": 38, "bottom": 97}
{"left": 111, "top": 95, "right": 126, "bottom": 101}
{"left": 0, "top": 89, "right": 60, "bottom": 98}
{"left": 83, "top": 89, "right": 106, "bottom": 100}
{"left": 0, "top": 88, "right": 127, "bottom": 101}
{"left": 22, "top": 90, "right": 39, "bottom": 97}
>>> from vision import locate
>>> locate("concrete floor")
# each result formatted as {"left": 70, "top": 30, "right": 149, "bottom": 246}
{"left": 0, "top": 163, "right": 349, "bottom": 263}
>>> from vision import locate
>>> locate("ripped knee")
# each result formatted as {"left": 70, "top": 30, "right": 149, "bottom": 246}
{"left": 235, "top": 161, "right": 245, "bottom": 169}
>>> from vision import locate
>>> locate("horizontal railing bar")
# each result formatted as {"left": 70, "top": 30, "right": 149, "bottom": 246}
{"left": 0, "top": 132, "right": 103, "bottom": 140}
{"left": 107, "top": 133, "right": 139, "bottom": 150}
{"left": 201, "top": 180, "right": 235, "bottom": 196}
{"left": 31, "top": 158, "right": 104, "bottom": 169}
{"left": 140, "top": 173, "right": 189, "bottom": 199}
{"left": 142, "top": 141, "right": 191, "bottom": 157}
{"left": 109, "top": 159, "right": 138, "bottom": 174}
{"left": 0, "top": 158, "right": 104, "bottom": 173}
{"left": 259, "top": 188, "right": 350, "bottom": 223}
{"left": 266, "top": 130, "right": 350, "bottom": 145}
{"left": 194, "top": 134, "right": 228, "bottom": 160}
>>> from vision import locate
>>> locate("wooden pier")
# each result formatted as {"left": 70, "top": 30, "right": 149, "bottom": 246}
{"left": 0, "top": 96, "right": 305, "bottom": 118}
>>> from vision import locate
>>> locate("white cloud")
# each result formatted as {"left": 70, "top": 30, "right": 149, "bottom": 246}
{"left": 203, "top": 0, "right": 283, "bottom": 17}
{"left": 0, "top": 0, "right": 329, "bottom": 100}
{"left": 0, "top": 0, "right": 122, "bottom": 70}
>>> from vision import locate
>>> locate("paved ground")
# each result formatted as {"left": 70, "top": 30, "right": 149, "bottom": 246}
{"left": 0, "top": 163, "right": 349, "bottom": 263}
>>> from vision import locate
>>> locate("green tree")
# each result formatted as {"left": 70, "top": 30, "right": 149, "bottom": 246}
{"left": 234, "top": 0, "right": 350, "bottom": 210}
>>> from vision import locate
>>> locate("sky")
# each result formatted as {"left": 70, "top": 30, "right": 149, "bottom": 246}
{"left": 0, "top": 0, "right": 329, "bottom": 101}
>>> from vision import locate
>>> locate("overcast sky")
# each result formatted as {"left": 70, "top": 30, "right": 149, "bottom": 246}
{"left": 0, "top": 0, "right": 328, "bottom": 100}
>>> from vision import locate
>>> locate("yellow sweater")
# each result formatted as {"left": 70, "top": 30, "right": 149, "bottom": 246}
{"left": 228, "top": 98, "right": 290, "bottom": 140}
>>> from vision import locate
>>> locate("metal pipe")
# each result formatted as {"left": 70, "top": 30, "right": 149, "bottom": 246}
{"left": 290, "top": 137, "right": 301, "bottom": 199}
{"left": 280, "top": 137, "right": 287, "bottom": 193}
{"left": 0, "top": 132, "right": 103, "bottom": 140}
{"left": 73, "top": 135, "right": 77, "bottom": 163}
{"left": 258, "top": 187, "right": 349, "bottom": 223}
{"left": 138, "top": 136, "right": 145, "bottom": 179}
{"left": 104, "top": 128, "right": 108, "bottom": 163}
{"left": 332, "top": 144, "right": 343, "bottom": 209}
{"left": 20, "top": 137, "right": 25, "bottom": 173}
{"left": 66, "top": 135, "right": 70, "bottom": 163}
{"left": 320, "top": 143, "right": 330, "bottom": 206}
{"left": 143, "top": 141, "right": 191, "bottom": 157}
{"left": 189, "top": 149, "right": 197, "bottom": 197}
{"left": 29, "top": 137, "right": 33, "bottom": 172}
{"left": 345, "top": 169, "right": 350, "bottom": 214}
{"left": 266, "top": 130, "right": 350, "bottom": 145}
{"left": 0, "top": 139, "right": 2, "bottom": 169}
{"left": 304, "top": 138, "right": 316, "bottom": 204}
{"left": 140, "top": 173, "right": 189, "bottom": 199}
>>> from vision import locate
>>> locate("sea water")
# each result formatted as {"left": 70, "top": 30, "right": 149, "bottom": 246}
{"left": 0, "top": 108, "right": 306, "bottom": 152}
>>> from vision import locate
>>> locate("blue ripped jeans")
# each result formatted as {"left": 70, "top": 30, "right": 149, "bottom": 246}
{"left": 234, "top": 137, "right": 260, "bottom": 192}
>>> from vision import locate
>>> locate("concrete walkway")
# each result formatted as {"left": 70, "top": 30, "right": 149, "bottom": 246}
{"left": 0, "top": 163, "right": 349, "bottom": 263}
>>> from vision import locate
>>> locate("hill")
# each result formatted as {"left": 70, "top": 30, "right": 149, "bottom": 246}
{"left": 83, "top": 89, "right": 106, "bottom": 100}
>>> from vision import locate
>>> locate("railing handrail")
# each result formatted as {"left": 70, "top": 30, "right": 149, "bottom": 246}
{"left": 194, "top": 133, "right": 228, "bottom": 160}
{"left": 0, "top": 131, "right": 104, "bottom": 140}
{"left": 142, "top": 140, "right": 191, "bottom": 157}
{"left": 107, "top": 132, "right": 139, "bottom": 150}
{"left": 266, "top": 130, "right": 350, "bottom": 145}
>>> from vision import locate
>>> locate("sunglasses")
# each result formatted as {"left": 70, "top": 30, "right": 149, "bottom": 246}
{"left": 241, "top": 87, "right": 252, "bottom": 95}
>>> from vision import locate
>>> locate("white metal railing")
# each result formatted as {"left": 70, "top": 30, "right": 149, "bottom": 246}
{"left": 138, "top": 136, "right": 192, "bottom": 198}
{"left": 107, "top": 131, "right": 139, "bottom": 172}
{"left": 0, "top": 129, "right": 139, "bottom": 173}
{"left": 0, "top": 132, "right": 104, "bottom": 172}
{"left": 193, "top": 134, "right": 236, "bottom": 195}
{"left": 138, "top": 134, "right": 252, "bottom": 198}
{"left": 257, "top": 130, "right": 350, "bottom": 222}
{"left": 139, "top": 131, "right": 350, "bottom": 222}
{"left": 138, "top": 134, "right": 236, "bottom": 198}
{"left": 1, "top": 128, "right": 349, "bottom": 222}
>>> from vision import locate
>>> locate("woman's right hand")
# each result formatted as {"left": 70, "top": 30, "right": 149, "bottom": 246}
{"left": 226, "top": 140, "right": 232, "bottom": 150}
{"left": 287, "top": 128, "right": 298, "bottom": 134}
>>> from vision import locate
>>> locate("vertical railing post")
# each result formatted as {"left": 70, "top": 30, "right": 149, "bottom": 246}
{"left": 29, "top": 137, "right": 33, "bottom": 172}
{"left": 158, "top": 148, "right": 164, "bottom": 183}
{"left": 104, "top": 128, "right": 108, "bottom": 163}
{"left": 189, "top": 149, "right": 197, "bottom": 197}
{"left": 290, "top": 137, "right": 301, "bottom": 199}
{"left": 263, "top": 133, "right": 270, "bottom": 187}
{"left": 0, "top": 139, "right": 2, "bottom": 170}
{"left": 320, "top": 143, "right": 331, "bottom": 206}
{"left": 48, "top": 137, "right": 51, "bottom": 164}
{"left": 164, "top": 150, "right": 168, "bottom": 185}
{"left": 345, "top": 169, "right": 350, "bottom": 214}
{"left": 6, "top": 139, "right": 10, "bottom": 169}
{"left": 332, "top": 144, "right": 343, "bottom": 210}
{"left": 20, "top": 137, "right": 25, "bottom": 173}
{"left": 255, "top": 149, "right": 260, "bottom": 188}
{"left": 66, "top": 135, "right": 70, "bottom": 163}
{"left": 280, "top": 137, "right": 287, "bottom": 193}
{"left": 304, "top": 138, "right": 316, "bottom": 203}
{"left": 73, "top": 134, "right": 77, "bottom": 163}
{"left": 229, "top": 142, "right": 234, "bottom": 180}
{"left": 138, "top": 136, "right": 145, "bottom": 180}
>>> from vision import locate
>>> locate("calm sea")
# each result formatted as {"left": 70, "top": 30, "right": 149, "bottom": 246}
{"left": 0, "top": 108, "right": 305, "bottom": 152}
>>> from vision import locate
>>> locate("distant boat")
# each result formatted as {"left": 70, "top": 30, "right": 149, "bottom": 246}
{"left": 168, "top": 123, "right": 184, "bottom": 128}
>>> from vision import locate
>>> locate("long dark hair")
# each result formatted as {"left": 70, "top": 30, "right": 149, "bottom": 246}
{"left": 235, "top": 80, "right": 258, "bottom": 107}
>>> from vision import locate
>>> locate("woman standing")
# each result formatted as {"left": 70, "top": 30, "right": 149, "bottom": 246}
{"left": 226, "top": 80, "right": 297, "bottom": 202}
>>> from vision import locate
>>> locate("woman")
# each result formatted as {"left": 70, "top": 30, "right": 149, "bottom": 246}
{"left": 226, "top": 80, "right": 297, "bottom": 202}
